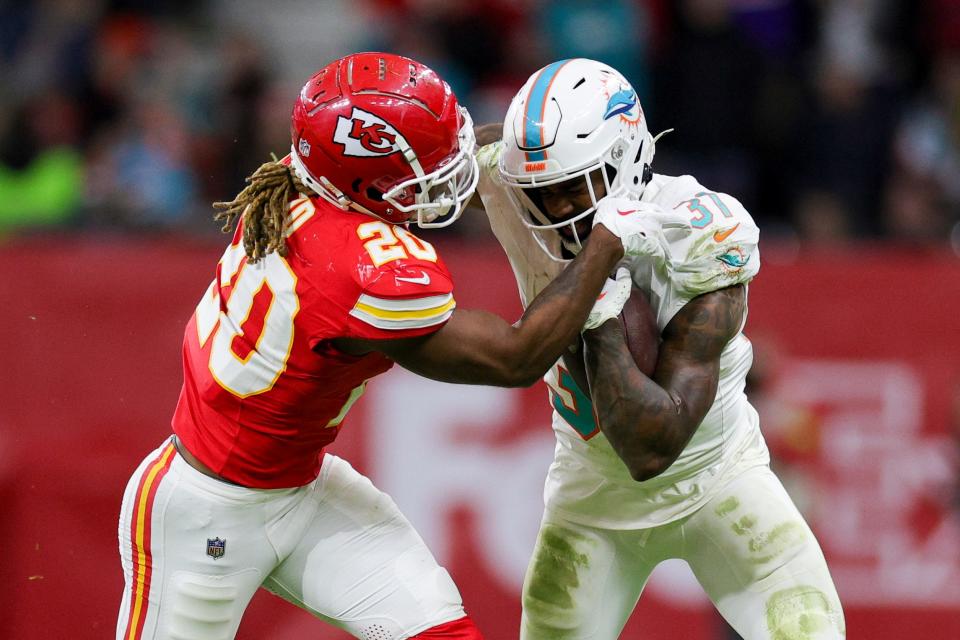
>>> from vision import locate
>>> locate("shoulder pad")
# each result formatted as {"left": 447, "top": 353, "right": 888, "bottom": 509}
{"left": 646, "top": 181, "right": 761, "bottom": 297}
{"left": 347, "top": 224, "right": 455, "bottom": 336}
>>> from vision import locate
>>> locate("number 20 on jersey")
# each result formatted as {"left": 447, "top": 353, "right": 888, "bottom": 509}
{"left": 195, "top": 243, "right": 299, "bottom": 398}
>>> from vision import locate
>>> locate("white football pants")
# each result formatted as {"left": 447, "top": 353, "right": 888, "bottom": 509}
{"left": 521, "top": 463, "right": 846, "bottom": 639}
{"left": 117, "top": 438, "right": 465, "bottom": 640}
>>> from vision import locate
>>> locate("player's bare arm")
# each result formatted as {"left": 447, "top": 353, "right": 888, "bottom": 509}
{"left": 474, "top": 122, "right": 502, "bottom": 147}
{"left": 582, "top": 285, "right": 746, "bottom": 481}
{"left": 334, "top": 225, "right": 624, "bottom": 387}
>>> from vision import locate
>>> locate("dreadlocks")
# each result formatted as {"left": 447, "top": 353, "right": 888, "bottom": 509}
{"left": 212, "top": 160, "right": 310, "bottom": 263}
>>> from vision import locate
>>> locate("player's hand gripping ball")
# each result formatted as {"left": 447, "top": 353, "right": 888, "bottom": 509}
{"left": 583, "top": 267, "right": 633, "bottom": 331}
{"left": 572, "top": 281, "right": 660, "bottom": 390}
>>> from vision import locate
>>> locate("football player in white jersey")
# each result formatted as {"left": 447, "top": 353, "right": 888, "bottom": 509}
{"left": 474, "top": 59, "right": 846, "bottom": 639}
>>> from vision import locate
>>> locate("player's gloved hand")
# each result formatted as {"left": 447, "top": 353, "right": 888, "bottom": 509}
{"left": 592, "top": 197, "right": 691, "bottom": 258}
{"left": 583, "top": 267, "right": 632, "bottom": 331}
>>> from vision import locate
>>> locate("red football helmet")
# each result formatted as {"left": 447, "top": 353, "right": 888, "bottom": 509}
{"left": 289, "top": 52, "right": 478, "bottom": 227}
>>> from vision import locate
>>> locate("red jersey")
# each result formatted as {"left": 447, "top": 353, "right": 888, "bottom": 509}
{"left": 172, "top": 196, "right": 456, "bottom": 488}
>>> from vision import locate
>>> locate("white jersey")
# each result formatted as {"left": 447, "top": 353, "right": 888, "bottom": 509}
{"left": 477, "top": 141, "right": 771, "bottom": 528}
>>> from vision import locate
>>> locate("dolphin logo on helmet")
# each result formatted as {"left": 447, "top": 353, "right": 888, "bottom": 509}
{"left": 603, "top": 88, "right": 639, "bottom": 121}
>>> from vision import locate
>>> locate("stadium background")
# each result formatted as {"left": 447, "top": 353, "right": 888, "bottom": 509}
{"left": 1, "top": 1, "right": 959, "bottom": 638}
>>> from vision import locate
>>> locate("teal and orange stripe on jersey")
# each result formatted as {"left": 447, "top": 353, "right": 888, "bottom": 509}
{"left": 122, "top": 442, "right": 176, "bottom": 640}
{"left": 522, "top": 59, "right": 571, "bottom": 162}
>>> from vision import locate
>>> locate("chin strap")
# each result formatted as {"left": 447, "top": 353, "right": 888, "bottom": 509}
{"left": 289, "top": 145, "right": 381, "bottom": 218}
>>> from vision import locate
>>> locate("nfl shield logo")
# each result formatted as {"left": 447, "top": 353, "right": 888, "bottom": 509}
{"left": 206, "top": 537, "right": 226, "bottom": 560}
{"left": 298, "top": 137, "right": 311, "bottom": 158}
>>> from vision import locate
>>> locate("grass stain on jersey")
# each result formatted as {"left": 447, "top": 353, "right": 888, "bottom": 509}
{"left": 747, "top": 522, "right": 806, "bottom": 564}
{"left": 674, "top": 230, "right": 753, "bottom": 297}
{"left": 714, "top": 496, "right": 739, "bottom": 517}
{"left": 766, "top": 586, "right": 842, "bottom": 639}
{"left": 524, "top": 525, "right": 591, "bottom": 616}
{"left": 731, "top": 514, "right": 757, "bottom": 536}
{"left": 476, "top": 140, "right": 504, "bottom": 171}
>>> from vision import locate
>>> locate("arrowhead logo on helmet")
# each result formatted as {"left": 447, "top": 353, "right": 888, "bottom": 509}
{"left": 334, "top": 107, "right": 405, "bottom": 157}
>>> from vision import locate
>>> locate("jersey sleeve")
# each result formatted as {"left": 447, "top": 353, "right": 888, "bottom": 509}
{"left": 666, "top": 188, "right": 760, "bottom": 298}
{"left": 344, "top": 239, "right": 456, "bottom": 341}
{"left": 477, "top": 141, "right": 566, "bottom": 308}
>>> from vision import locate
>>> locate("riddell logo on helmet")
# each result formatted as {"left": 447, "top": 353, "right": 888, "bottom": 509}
{"left": 334, "top": 107, "right": 405, "bottom": 157}
{"left": 524, "top": 161, "right": 547, "bottom": 172}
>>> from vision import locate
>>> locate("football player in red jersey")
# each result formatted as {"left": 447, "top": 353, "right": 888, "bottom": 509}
{"left": 116, "top": 53, "right": 654, "bottom": 640}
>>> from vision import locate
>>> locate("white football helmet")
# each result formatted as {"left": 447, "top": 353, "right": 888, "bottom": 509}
{"left": 499, "top": 58, "right": 666, "bottom": 260}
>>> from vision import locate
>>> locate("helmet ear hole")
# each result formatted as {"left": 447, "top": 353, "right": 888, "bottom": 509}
{"left": 605, "top": 163, "right": 618, "bottom": 183}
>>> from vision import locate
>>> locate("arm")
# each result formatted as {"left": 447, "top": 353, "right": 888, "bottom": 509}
{"left": 474, "top": 121, "right": 502, "bottom": 147}
{"left": 333, "top": 226, "right": 624, "bottom": 387}
{"left": 466, "top": 121, "right": 504, "bottom": 211}
{"left": 581, "top": 285, "right": 746, "bottom": 481}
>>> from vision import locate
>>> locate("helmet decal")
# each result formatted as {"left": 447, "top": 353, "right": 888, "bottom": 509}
{"left": 603, "top": 88, "right": 639, "bottom": 122}
{"left": 521, "top": 59, "right": 571, "bottom": 161}
{"left": 298, "top": 138, "right": 311, "bottom": 158}
{"left": 600, "top": 74, "right": 644, "bottom": 126}
{"left": 333, "top": 107, "right": 404, "bottom": 157}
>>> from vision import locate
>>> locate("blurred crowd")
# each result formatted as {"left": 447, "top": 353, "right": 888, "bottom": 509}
{"left": 2, "top": 0, "right": 960, "bottom": 247}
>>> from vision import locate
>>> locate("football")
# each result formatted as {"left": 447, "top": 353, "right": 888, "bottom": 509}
{"left": 620, "top": 287, "right": 660, "bottom": 377}
{"left": 565, "top": 287, "right": 660, "bottom": 391}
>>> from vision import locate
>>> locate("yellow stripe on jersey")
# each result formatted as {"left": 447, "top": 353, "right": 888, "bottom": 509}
{"left": 350, "top": 293, "right": 456, "bottom": 330}
{"left": 355, "top": 292, "right": 453, "bottom": 311}
{"left": 354, "top": 298, "right": 455, "bottom": 320}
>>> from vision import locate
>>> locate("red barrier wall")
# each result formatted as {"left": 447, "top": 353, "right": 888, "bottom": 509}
{"left": 1, "top": 235, "right": 958, "bottom": 638}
